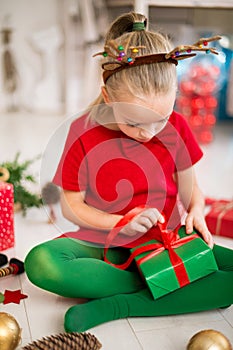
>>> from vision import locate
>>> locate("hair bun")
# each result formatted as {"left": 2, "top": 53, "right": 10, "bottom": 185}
{"left": 105, "top": 12, "right": 147, "bottom": 41}
{"left": 132, "top": 22, "right": 146, "bottom": 31}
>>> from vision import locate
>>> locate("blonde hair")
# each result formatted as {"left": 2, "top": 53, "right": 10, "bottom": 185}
{"left": 89, "top": 12, "right": 177, "bottom": 122}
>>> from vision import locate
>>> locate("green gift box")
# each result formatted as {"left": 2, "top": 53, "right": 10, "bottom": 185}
{"left": 130, "top": 226, "right": 218, "bottom": 300}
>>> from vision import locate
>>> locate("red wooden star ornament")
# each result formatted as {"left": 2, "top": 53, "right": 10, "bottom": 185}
{"left": 0, "top": 289, "right": 28, "bottom": 304}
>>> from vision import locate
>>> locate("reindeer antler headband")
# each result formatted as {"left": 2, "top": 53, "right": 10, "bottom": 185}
{"left": 93, "top": 33, "right": 222, "bottom": 84}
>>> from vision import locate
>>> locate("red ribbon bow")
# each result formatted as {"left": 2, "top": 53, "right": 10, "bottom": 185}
{"left": 104, "top": 206, "right": 199, "bottom": 287}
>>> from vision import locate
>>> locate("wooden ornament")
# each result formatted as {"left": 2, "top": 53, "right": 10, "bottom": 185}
{"left": 0, "top": 167, "right": 10, "bottom": 182}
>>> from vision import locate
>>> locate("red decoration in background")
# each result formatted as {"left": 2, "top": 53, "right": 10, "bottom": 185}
{"left": 177, "top": 62, "right": 220, "bottom": 144}
{"left": 205, "top": 199, "right": 233, "bottom": 238}
{"left": 204, "top": 114, "right": 216, "bottom": 125}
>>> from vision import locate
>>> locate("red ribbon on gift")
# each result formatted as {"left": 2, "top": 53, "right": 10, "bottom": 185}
{"left": 104, "top": 206, "right": 199, "bottom": 287}
{"left": 104, "top": 205, "right": 147, "bottom": 268}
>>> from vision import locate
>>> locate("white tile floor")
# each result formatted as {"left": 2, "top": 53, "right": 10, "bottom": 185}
{"left": 0, "top": 112, "right": 233, "bottom": 349}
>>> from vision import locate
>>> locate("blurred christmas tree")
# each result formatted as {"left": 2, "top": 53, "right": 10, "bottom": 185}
{"left": 0, "top": 152, "right": 42, "bottom": 215}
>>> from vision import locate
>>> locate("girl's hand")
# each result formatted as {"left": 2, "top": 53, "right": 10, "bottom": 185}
{"left": 120, "top": 208, "right": 164, "bottom": 237}
{"left": 185, "top": 208, "right": 214, "bottom": 248}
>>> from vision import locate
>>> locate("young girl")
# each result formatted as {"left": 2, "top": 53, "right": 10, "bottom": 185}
{"left": 25, "top": 12, "right": 233, "bottom": 332}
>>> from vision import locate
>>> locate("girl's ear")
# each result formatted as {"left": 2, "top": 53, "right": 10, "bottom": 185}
{"left": 101, "top": 86, "right": 111, "bottom": 105}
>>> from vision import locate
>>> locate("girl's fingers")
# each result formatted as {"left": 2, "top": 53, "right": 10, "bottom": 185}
{"left": 185, "top": 215, "right": 194, "bottom": 234}
{"left": 199, "top": 228, "right": 214, "bottom": 249}
{"left": 123, "top": 207, "right": 167, "bottom": 236}
{"left": 144, "top": 208, "right": 165, "bottom": 225}
{"left": 132, "top": 222, "right": 148, "bottom": 233}
{"left": 138, "top": 216, "right": 154, "bottom": 230}
{"left": 157, "top": 212, "right": 165, "bottom": 224}
{"left": 185, "top": 214, "right": 214, "bottom": 248}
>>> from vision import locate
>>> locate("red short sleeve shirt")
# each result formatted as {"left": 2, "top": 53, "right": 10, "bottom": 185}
{"left": 53, "top": 111, "right": 203, "bottom": 247}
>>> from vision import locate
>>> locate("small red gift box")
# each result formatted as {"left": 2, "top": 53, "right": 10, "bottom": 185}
{"left": 205, "top": 199, "right": 233, "bottom": 238}
{"left": 0, "top": 182, "right": 15, "bottom": 251}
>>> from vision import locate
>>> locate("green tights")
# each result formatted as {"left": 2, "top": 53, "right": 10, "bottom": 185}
{"left": 25, "top": 237, "right": 233, "bottom": 332}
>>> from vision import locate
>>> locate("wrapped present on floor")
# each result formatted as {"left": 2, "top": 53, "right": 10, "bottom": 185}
{"left": 205, "top": 198, "right": 233, "bottom": 238}
{"left": 0, "top": 182, "right": 15, "bottom": 251}
{"left": 130, "top": 226, "right": 218, "bottom": 300}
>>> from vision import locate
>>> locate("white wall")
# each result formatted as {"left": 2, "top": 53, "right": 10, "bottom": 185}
{"left": 0, "top": 0, "right": 64, "bottom": 113}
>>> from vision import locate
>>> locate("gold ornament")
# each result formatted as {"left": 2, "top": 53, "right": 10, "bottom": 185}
{"left": 0, "top": 312, "right": 21, "bottom": 350}
{"left": 0, "top": 166, "right": 10, "bottom": 182}
{"left": 187, "top": 329, "right": 232, "bottom": 350}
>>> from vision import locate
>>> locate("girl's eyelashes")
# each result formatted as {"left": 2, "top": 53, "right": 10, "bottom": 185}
{"left": 127, "top": 123, "right": 140, "bottom": 128}
{"left": 124, "top": 118, "right": 141, "bottom": 127}
{"left": 125, "top": 115, "right": 170, "bottom": 128}
{"left": 158, "top": 115, "right": 170, "bottom": 124}
{"left": 164, "top": 115, "right": 170, "bottom": 122}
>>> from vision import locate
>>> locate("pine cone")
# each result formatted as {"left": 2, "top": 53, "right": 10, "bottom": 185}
{"left": 41, "top": 182, "right": 60, "bottom": 205}
{"left": 22, "top": 331, "right": 102, "bottom": 349}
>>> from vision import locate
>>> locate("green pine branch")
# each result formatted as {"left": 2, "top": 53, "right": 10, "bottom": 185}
{"left": 0, "top": 152, "right": 42, "bottom": 215}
